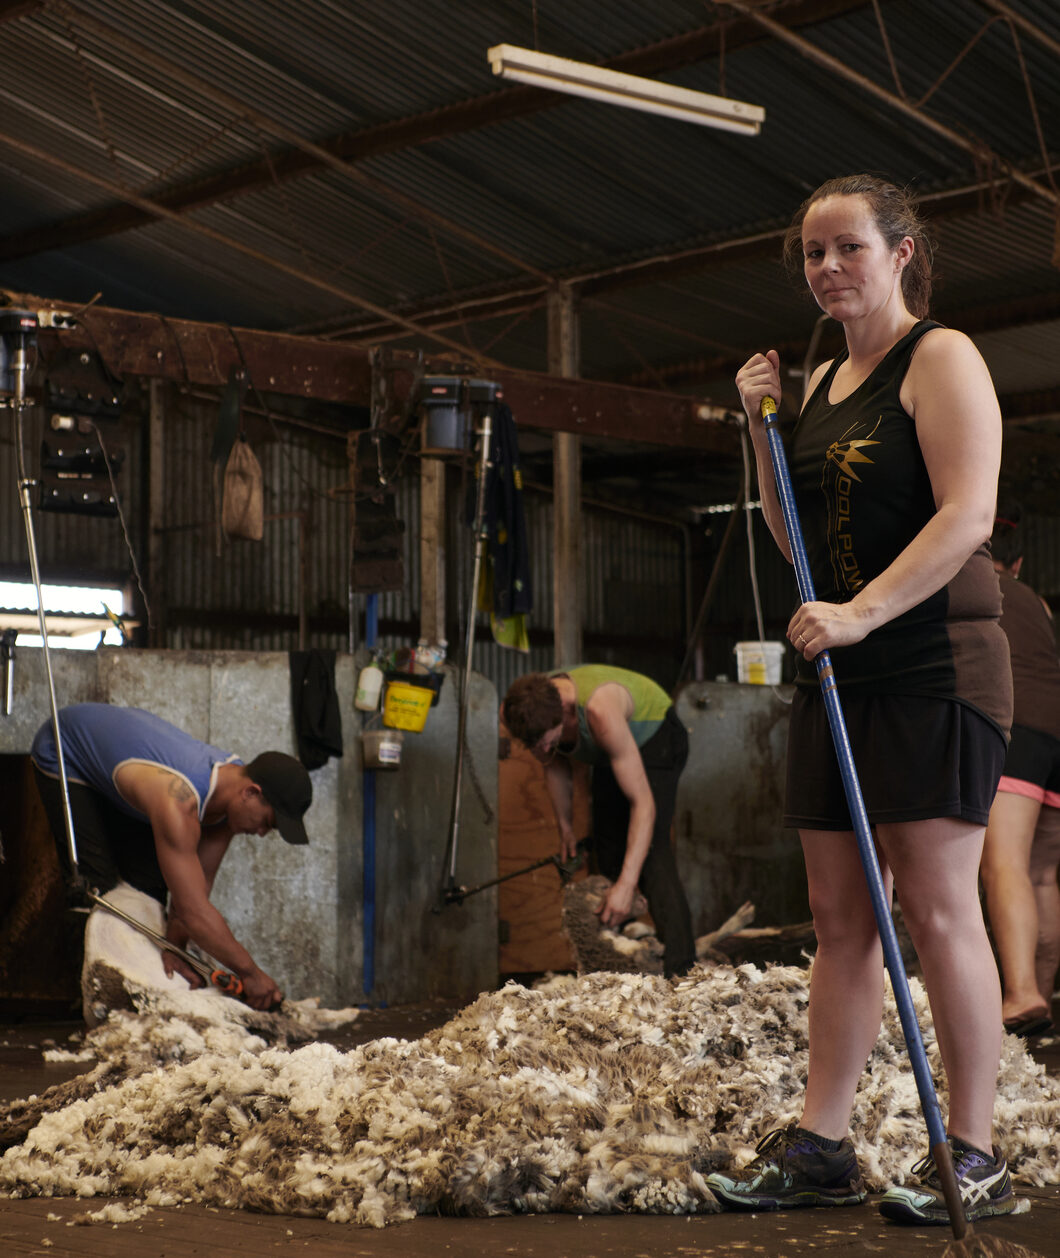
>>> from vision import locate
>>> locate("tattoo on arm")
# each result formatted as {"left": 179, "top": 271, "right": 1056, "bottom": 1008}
{"left": 162, "top": 771, "right": 196, "bottom": 805}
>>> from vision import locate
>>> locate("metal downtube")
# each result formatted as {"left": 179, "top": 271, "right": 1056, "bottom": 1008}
{"left": 441, "top": 408, "right": 493, "bottom": 897}
{"left": 10, "top": 340, "right": 84, "bottom": 889}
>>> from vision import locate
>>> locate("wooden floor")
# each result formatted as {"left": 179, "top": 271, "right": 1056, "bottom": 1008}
{"left": 2, "top": 1003, "right": 1058, "bottom": 1258}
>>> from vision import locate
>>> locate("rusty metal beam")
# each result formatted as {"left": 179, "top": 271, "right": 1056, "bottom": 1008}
{"left": 494, "top": 365, "right": 737, "bottom": 451}
{"left": 27, "top": 299, "right": 740, "bottom": 452}
{"left": 0, "top": 0, "right": 869, "bottom": 261}
{"left": 34, "top": 305, "right": 374, "bottom": 399}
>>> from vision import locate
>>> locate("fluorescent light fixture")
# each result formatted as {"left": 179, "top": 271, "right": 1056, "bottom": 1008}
{"left": 487, "top": 44, "right": 764, "bottom": 135}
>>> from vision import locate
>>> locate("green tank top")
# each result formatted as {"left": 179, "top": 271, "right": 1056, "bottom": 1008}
{"left": 551, "top": 665, "right": 671, "bottom": 765}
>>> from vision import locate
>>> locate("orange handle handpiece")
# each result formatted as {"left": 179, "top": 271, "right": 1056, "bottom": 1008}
{"left": 210, "top": 969, "right": 244, "bottom": 996}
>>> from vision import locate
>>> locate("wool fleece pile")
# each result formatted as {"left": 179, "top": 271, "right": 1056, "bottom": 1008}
{"left": 2, "top": 963, "right": 1058, "bottom": 1228}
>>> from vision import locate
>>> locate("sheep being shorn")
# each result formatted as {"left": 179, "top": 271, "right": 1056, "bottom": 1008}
{"left": 561, "top": 876, "right": 758, "bottom": 974}
{"left": 561, "top": 875, "right": 661, "bottom": 973}
{"left": 1, "top": 962, "right": 1057, "bottom": 1228}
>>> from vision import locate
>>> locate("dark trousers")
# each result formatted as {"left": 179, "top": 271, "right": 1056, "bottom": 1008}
{"left": 591, "top": 708, "right": 695, "bottom": 977}
{"left": 33, "top": 768, "right": 168, "bottom": 904}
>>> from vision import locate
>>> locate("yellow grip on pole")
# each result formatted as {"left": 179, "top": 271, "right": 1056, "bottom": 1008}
{"left": 761, "top": 396, "right": 778, "bottom": 420}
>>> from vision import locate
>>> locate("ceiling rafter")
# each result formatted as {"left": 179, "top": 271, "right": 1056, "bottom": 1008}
{"left": 0, "top": 0, "right": 871, "bottom": 262}
{"left": 0, "top": 127, "right": 506, "bottom": 364}
{"left": 8, "top": 0, "right": 1048, "bottom": 385}
{"left": 723, "top": 0, "right": 1058, "bottom": 206}
{"left": 617, "top": 283, "right": 1060, "bottom": 394}
{"left": 0, "top": 3, "right": 554, "bottom": 286}
{"left": 977, "top": 0, "right": 1060, "bottom": 60}
{"left": 289, "top": 173, "right": 1047, "bottom": 345}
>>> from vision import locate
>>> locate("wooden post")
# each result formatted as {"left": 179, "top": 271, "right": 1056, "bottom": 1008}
{"left": 548, "top": 284, "right": 581, "bottom": 668}
{"left": 419, "top": 455, "right": 446, "bottom": 643}
{"left": 147, "top": 378, "right": 166, "bottom": 648}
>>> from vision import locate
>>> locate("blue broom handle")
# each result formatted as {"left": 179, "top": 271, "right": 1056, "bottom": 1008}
{"left": 760, "top": 397, "right": 949, "bottom": 1155}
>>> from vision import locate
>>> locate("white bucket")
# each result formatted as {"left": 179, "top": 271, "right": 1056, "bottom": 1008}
{"left": 361, "top": 728, "right": 403, "bottom": 768}
{"left": 735, "top": 641, "right": 785, "bottom": 685}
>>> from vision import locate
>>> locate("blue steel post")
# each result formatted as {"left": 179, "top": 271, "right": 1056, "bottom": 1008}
{"left": 362, "top": 593, "right": 379, "bottom": 998}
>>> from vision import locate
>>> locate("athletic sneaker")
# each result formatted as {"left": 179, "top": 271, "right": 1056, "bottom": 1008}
{"left": 705, "top": 1125, "right": 867, "bottom": 1210}
{"left": 878, "top": 1136, "right": 1015, "bottom": 1225}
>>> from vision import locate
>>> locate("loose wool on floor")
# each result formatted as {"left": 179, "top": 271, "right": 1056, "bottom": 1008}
{"left": 2, "top": 964, "right": 1059, "bottom": 1225}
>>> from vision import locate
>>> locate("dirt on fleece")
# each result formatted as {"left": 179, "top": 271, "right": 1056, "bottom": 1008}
{"left": 1, "top": 949, "right": 1058, "bottom": 1228}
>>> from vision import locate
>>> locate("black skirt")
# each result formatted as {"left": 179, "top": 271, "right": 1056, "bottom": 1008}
{"left": 784, "top": 688, "right": 1006, "bottom": 830}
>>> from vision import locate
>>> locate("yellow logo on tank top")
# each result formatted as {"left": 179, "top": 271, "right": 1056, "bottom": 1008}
{"left": 825, "top": 435, "right": 880, "bottom": 481}
{"left": 824, "top": 418, "right": 882, "bottom": 593}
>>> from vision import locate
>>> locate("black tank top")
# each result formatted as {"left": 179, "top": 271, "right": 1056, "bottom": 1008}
{"left": 791, "top": 320, "right": 1011, "bottom": 733}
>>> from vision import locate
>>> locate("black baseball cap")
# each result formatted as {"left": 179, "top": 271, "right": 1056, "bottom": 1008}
{"left": 244, "top": 752, "right": 312, "bottom": 845}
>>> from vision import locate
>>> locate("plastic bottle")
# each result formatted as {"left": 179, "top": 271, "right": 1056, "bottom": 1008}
{"left": 355, "top": 663, "right": 384, "bottom": 711}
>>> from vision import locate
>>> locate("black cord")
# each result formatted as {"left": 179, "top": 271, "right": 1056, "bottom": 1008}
{"left": 88, "top": 421, "right": 153, "bottom": 630}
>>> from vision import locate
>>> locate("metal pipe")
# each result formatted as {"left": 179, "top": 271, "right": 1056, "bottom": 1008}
{"left": 1, "top": 629, "right": 15, "bottom": 716}
{"left": 363, "top": 592, "right": 379, "bottom": 997}
{"left": 440, "top": 407, "right": 493, "bottom": 899}
{"left": 8, "top": 319, "right": 83, "bottom": 888}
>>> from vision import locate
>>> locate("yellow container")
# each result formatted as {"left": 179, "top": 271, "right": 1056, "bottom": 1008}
{"left": 382, "top": 680, "right": 433, "bottom": 731}
{"left": 735, "top": 641, "right": 785, "bottom": 685}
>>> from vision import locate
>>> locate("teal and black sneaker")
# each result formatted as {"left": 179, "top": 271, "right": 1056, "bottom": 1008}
{"left": 879, "top": 1136, "right": 1015, "bottom": 1225}
{"left": 705, "top": 1125, "right": 868, "bottom": 1210}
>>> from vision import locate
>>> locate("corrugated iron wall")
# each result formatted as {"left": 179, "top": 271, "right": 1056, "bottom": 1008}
{"left": 2, "top": 392, "right": 697, "bottom": 694}
{"left": 471, "top": 488, "right": 692, "bottom": 703}
{"left": 0, "top": 404, "right": 145, "bottom": 585}
{"left": 5, "top": 388, "right": 1057, "bottom": 695}
{"left": 157, "top": 392, "right": 353, "bottom": 652}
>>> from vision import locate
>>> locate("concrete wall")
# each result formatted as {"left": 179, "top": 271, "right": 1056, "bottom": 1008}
{"left": 674, "top": 681, "right": 809, "bottom": 936}
{"left": 0, "top": 648, "right": 498, "bottom": 1009}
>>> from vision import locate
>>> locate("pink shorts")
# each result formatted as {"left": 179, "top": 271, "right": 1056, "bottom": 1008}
{"left": 997, "top": 724, "right": 1060, "bottom": 809}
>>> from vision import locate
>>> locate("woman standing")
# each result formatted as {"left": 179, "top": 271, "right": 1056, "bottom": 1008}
{"left": 980, "top": 505, "right": 1060, "bottom": 1037}
{"left": 705, "top": 175, "right": 1014, "bottom": 1226}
